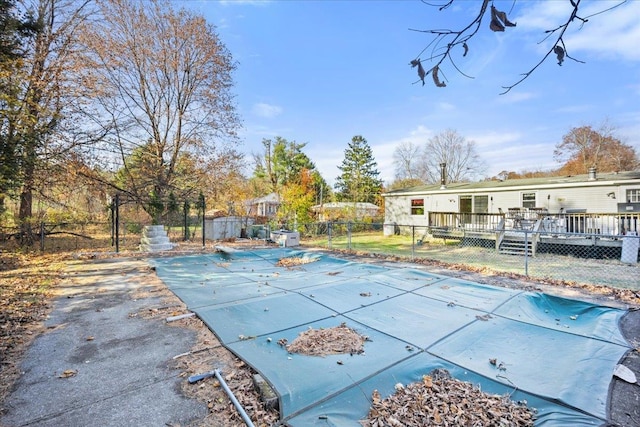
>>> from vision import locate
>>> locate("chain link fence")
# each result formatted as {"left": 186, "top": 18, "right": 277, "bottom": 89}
{"left": 0, "top": 220, "right": 203, "bottom": 254}
{"left": 4, "top": 215, "right": 638, "bottom": 291}
{"left": 295, "top": 221, "right": 639, "bottom": 291}
{"left": 0, "top": 196, "right": 208, "bottom": 253}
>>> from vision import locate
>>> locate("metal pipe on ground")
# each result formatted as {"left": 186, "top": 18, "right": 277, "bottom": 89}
{"left": 188, "top": 368, "right": 256, "bottom": 427}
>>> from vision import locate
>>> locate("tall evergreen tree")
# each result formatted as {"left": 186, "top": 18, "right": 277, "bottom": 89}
{"left": 0, "top": 0, "right": 39, "bottom": 215}
{"left": 335, "top": 135, "right": 383, "bottom": 204}
{"left": 0, "top": 0, "right": 38, "bottom": 61}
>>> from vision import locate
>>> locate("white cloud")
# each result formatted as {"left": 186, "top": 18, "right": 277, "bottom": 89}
{"left": 465, "top": 130, "right": 560, "bottom": 176}
{"left": 438, "top": 102, "right": 456, "bottom": 111}
{"left": 252, "top": 103, "right": 283, "bottom": 118}
{"left": 371, "top": 141, "right": 400, "bottom": 185}
{"left": 366, "top": 126, "right": 437, "bottom": 185}
{"left": 553, "top": 104, "right": 594, "bottom": 114}
{"left": 216, "top": 18, "right": 230, "bottom": 30}
{"left": 565, "top": 6, "right": 640, "bottom": 61}
{"left": 470, "top": 130, "right": 522, "bottom": 149}
{"left": 516, "top": 1, "right": 640, "bottom": 61}
{"left": 515, "top": 1, "right": 573, "bottom": 31}
{"left": 220, "top": 0, "right": 271, "bottom": 6}
{"left": 407, "top": 125, "right": 435, "bottom": 140}
{"left": 497, "top": 91, "right": 538, "bottom": 104}
{"left": 306, "top": 145, "right": 344, "bottom": 188}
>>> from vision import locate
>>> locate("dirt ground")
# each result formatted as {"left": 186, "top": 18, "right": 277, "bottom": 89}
{"left": 1, "top": 240, "right": 639, "bottom": 426}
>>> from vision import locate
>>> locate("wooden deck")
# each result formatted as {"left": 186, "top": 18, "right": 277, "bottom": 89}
{"left": 426, "top": 211, "right": 639, "bottom": 258}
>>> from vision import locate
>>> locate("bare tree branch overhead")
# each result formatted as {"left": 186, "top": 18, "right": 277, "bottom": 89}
{"left": 410, "top": 0, "right": 629, "bottom": 94}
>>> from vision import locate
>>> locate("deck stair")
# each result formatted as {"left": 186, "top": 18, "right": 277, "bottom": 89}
{"left": 499, "top": 234, "right": 533, "bottom": 256}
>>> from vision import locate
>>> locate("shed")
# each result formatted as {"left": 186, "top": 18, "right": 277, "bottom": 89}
{"left": 204, "top": 215, "right": 253, "bottom": 240}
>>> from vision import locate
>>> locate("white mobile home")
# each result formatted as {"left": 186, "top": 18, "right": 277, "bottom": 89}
{"left": 383, "top": 169, "right": 640, "bottom": 236}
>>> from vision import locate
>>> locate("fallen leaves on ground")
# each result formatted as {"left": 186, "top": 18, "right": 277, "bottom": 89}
{"left": 332, "top": 249, "right": 640, "bottom": 306}
{"left": 170, "top": 315, "right": 280, "bottom": 427}
{"left": 0, "top": 252, "right": 66, "bottom": 407}
{"left": 361, "top": 369, "right": 535, "bottom": 427}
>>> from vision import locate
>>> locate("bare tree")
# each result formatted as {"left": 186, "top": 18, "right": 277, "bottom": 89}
{"left": 421, "top": 129, "right": 486, "bottom": 183}
{"left": 79, "top": 0, "right": 240, "bottom": 222}
{"left": 391, "top": 130, "right": 486, "bottom": 185}
{"left": 410, "top": 0, "right": 629, "bottom": 94}
{"left": 392, "top": 141, "right": 425, "bottom": 181}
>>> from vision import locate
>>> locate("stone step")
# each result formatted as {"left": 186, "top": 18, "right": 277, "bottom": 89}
{"left": 140, "top": 225, "right": 174, "bottom": 252}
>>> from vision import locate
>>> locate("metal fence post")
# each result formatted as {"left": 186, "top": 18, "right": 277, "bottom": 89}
{"left": 347, "top": 221, "right": 352, "bottom": 250}
{"left": 115, "top": 193, "right": 120, "bottom": 253}
{"left": 328, "top": 221, "right": 332, "bottom": 249}
{"left": 524, "top": 230, "right": 529, "bottom": 276}
{"left": 40, "top": 222, "right": 45, "bottom": 252}
{"left": 200, "top": 194, "right": 206, "bottom": 248}
{"left": 183, "top": 201, "right": 189, "bottom": 241}
{"left": 110, "top": 200, "right": 115, "bottom": 247}
{"left": 412, "top": 225, "right": 415, "bottom": 260}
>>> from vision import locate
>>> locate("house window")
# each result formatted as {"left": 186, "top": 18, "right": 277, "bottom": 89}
{"left": 473, "top": 195, "right": 489, "bottom": 214}
{"left": 627, "top": 189, "right": 640, "bottom": 203}
{"left": 411, "top": 199, "right": 424, "bottom": 215}
{"left": 522, "top": 192, "right": 536, "bottom": 208}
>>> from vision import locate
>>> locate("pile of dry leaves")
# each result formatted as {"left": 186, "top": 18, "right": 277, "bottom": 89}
{"left": 283, "top": 322, "right": 367, "bottom": 357}
{"left": 361, "top": 369, "right": 535, "bottom": 427}
{"left": 275, "top": 256, "right": 318, "bottom": 268}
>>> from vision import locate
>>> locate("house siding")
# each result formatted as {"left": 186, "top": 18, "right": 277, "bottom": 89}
{"left": 383, "top": 171, "right": 640, "bottom": 235}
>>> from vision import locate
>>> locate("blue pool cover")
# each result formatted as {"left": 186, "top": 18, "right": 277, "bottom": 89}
{"left": 151, "top": 248, "right": 632, "bottom": 426}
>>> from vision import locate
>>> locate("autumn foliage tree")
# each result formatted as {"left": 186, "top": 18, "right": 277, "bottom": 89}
{"left": 251, "top": 137, "right": 330, "bottom": 208}
{"left": 79, "top": 0, "right": 240, "bottom": 223}
{"left": 554, "top": 124, "right": 639, "bottom": 175}
{"left": 278, "top": 168, "right": 316, "bottom": 227}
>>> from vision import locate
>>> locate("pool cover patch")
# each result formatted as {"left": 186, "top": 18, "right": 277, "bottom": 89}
{"left": 151, "top": 248, "right": 631, "bottom": 426}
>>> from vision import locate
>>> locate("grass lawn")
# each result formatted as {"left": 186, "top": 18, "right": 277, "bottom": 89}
{"left": 301, "top": 231, "right": 640, "bottom": 290}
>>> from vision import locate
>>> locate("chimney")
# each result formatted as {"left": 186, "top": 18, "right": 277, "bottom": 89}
{"left": 588, "top": 167, "right": 597, "bottom": 181}
{"left": 440, "top": 163, "right": 447, "bottom": 189}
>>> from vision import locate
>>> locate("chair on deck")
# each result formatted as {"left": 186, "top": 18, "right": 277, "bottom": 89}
{"left": 507, "top": 208, "right": 524, "bottom": 229}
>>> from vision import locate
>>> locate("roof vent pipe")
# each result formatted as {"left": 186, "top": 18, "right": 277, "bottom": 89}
{"left": 440, "top": 163, "right": 447, "bottom": 189}
{"left": 588, "top": 167, "right": 597, "bottom": 181}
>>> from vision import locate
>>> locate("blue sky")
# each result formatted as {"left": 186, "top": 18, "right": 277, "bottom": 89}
{"left": 182, "top": 0, "right": 640, "bottom": 187}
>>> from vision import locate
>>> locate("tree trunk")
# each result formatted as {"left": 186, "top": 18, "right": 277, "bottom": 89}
{"left": 18, "top": 184, "right": 34, "bottom": 245}
{"left": 18, "top": 143, "right": 36, "bottom": 245}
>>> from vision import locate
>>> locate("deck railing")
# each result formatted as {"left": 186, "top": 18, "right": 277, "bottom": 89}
{"left": 428, "top": 211, "right": 640, "bottom": 236}
{"left": 428, "top": 212, "right": 504, "bottom": 233}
